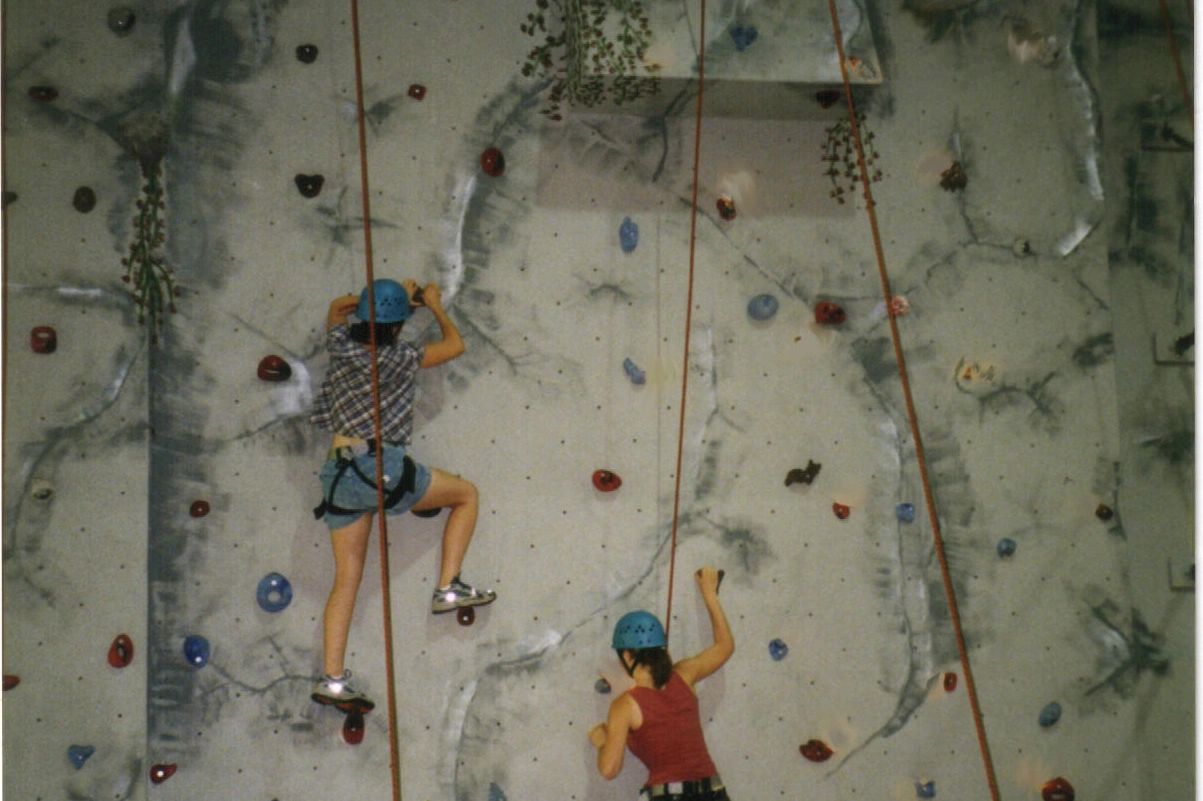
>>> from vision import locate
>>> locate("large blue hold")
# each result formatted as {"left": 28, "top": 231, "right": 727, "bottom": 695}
{"left": 896, "top": 503, "right": 916, "bottom": 523}
{"left": 996, "top": 538, "right": 1017, "bottom": 558}
{"left": 1039, "top": 701, "right": 1062, "bottom": 728}
{"left": 619, "top": 217, "right": 638, "bottom": 253}
{"left": 488, "top": 782, "right": 508, "bottom": 801}
{"left": 257, "top": 572, "right": 293, "bottom": 613}
{"left": 183, "top": 635, "right": 211, "bottom": 668}
{"left": 623, "top": 357, "right": 646, "bottom": 385}
{"left": 916, "top": 780, "right": 936, "bottom": 799}
{"left": 68, "top": 745, "right": 95, "bottom": 769}
{"left": 768, "top": 638, "right": 789, "bottom": 661}
{"left": 747, "top": 294, "right": 778, "bottom": 321}
{"left": 729, "top": 25, "right": 758, "bottom": 51}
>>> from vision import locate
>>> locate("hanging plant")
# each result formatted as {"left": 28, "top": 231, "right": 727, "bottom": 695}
{"left": 520, "top": 0, "right": 660, "bottom": 120}
{"left": 821, "top": 111, "right": 883, "bottom": 205}
{"left": 118, "top": 113, "right": 179, "bottom": 343}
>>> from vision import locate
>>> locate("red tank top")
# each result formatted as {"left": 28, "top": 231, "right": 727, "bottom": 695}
{"left": 626, "top": 671, "right": 718, "bottom": 786}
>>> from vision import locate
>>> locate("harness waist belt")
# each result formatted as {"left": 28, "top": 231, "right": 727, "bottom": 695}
{"left": 641, "top": 776, "right": 723, "bottom": 798}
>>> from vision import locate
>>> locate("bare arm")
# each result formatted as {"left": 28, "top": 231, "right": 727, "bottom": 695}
{"left": 326, "top": 294, "right": 360, "bottom": 331}
{"left": 674, "top": 567, "right": 734, "bottom": 688}
{"left": 417, "top": 284, "right": 466, "bottom": 367}
{"left": 589, "top": 693, "right": 638, "bottom": 780}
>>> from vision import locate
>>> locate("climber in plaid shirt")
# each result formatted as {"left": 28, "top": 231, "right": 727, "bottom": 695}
{"left": 309, "top": 278, "right": 496, "bottom": 713}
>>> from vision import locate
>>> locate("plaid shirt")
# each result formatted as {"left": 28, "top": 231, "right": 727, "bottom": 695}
{"left": 310, "top": 324, "right": 425, "bottom": 444}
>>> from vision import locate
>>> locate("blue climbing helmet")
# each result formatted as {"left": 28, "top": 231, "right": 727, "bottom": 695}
{"left": 612, "top": 610, "right": 667, "bottom": 651}
{"left": 356, "top": 279, "right": 411, "bottom": 324}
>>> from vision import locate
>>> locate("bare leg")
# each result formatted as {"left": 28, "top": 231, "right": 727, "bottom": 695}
{"left": 322, "top": 513, "right": 373, "bottom": 677}
{"left": 411, "top": 469, "right": 479, "bottom": 587}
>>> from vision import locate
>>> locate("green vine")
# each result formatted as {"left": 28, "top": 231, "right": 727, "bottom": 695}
{"left": 121, "top": 163, "right": 177, "bottom": 342}
{"left": 520, "top": 0, "right": 660, "bottom": 120}
{"left": 822, "top": 111, "right": 883, "bottom": 204}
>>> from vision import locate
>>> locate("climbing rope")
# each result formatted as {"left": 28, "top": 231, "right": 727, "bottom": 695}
{"left": 663, "top": 0, "right": 708, "bottom": 641}
{"left": 1156, "top": 0, "right": 1193, "bottom": 124}
{"left": 823, "top": 3, "right": 1002, "bottom": 801}
{"left": 347, "top": 0, "right": 403, "bottom": 798}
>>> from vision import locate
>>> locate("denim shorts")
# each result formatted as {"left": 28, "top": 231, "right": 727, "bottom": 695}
{"left": 318, "top": 445, "right": 433, "bottom": 530}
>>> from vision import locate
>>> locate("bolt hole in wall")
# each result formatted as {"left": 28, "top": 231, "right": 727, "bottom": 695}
{"left": 0, "top": 0, "right": 1193, "bottom": 800}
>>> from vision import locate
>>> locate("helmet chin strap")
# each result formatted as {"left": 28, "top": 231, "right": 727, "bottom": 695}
{"left": 618, "top": 650, "right": 637, "bottom": 678}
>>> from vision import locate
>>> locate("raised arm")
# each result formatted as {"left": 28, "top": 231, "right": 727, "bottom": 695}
{"left": 673, "top": 567, "right": 734, "bottom": 688}
{"left": 326, "top": 294, "right": 360, "bottom": 331}
{"left": 417, "top": 283, "right": 466, "bottom": 367}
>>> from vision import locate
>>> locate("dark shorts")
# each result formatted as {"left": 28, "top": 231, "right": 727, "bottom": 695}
{"left": 317, "top": 445, "right": 433, "bottom": 530}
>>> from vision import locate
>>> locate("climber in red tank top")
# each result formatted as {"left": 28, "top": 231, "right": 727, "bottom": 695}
{"left": 589, "top": 567, "right": 734, "bottom": 800}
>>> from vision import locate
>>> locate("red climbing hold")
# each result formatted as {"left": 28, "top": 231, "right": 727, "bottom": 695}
{"left": 343, "top": 711, "right": 365, "bottom": 745}
{"left": 149, "top": 764, "right": 177, "bottom": 784}
{"left": 832, "top": 502, "right": 850, "bottom": 520}
{"left": 408, "top": 84, "right": 426, "bottom": 100}
{"left": 592, "top": 470, "right": 622, "bottom": 493}
{"left": 257, "top": 355, "right": 291, "bottom": 382}
{"left": 716, "top": 196, "right": 736, "bottom": 221}
{"left": 3, "top": 675, "right": 19, "bottom": 691}
{"left": 189, "top": 500, "right": 210, "bottom": 518}
{"left": 814, "top": 302, "right": 846, "bottom": 326}
{"left": 943, "top": 672, "right": 957, "bottom": 692}
{"left": 480, "top": 147, "right": 505, "bottom": 177}
{"left": 456, "top": 607, "right": 476, "bottom": 626}
{"left": 1041, "top": 777, "right": 1074, "bottom": 801}
{"left": 30, "top": 326, "right": 57, "bottom": 354}
{"left": 108, "top": 634, "right": 134, "bottom": 668}
{"left": 800, "top": 739, "right": 833, "bottom": 762}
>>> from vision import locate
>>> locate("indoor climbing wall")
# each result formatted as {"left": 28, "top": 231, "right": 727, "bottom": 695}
{"left": 2, "top": 2, "right": 1193, "bottom": 801}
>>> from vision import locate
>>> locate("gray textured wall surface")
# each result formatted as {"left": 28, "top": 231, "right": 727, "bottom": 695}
{"left": 2, "top": 1, "right": 1193, "bottom": 800}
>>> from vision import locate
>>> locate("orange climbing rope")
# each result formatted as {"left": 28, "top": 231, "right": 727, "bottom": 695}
{"left": 823, "top": 3, "right": 1002, "bottom": 801}
{"left": 347, "top": 0, "right": 403, "bottom": 799}
{"left": 1156, "top": 0, "right": 1194, "bottom": 124}
{"left": 663, "top": 0, "right": 708, "bottom": 641}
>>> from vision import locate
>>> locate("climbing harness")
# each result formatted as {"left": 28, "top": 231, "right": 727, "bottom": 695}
{"left": 312, "top": 439, "right": 418, "bottom": 520}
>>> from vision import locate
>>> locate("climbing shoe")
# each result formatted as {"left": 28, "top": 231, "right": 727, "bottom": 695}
{"left": 432, "top": 575, "right": 497, "bottom": 613}
{"left": 311, "top": 670, "right": 375, "bottom": 713}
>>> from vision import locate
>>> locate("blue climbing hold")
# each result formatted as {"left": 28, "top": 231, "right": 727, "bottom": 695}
{"left": 619, "top": 217, "right": 639, "bottom": 253}
{"left": 747, "top": 294, "right": 778, "bottom": 321}
{"left": 1039, "top": 701, "right": 1061, "bottom": 728}
{"left": 595, "top": 677, "right": 612, "bottom": 694}
{"left": 729, "top": 25, "right": 759, "bottom": 51}
{"left": 623, "top": 357, "right": 646, "bottom": 385}
{"left": 68, "top": 745, "right": 95, "bottom": 769}
{"left": 183, "top": 635, "right": 211, "bottom": 668}
{"left": 256, "top": 572, "right": 293, "bottom": 613}
{"left": 488, "top": 782, "right": 508, "bottom": 801}
{"left": 896, "top": 503, "right": 916, "bottom": 523}
{"left": 916, "top": 780, "right": 937, "bottom": 799}
{"left": 997, "top": 538, "right": 1017, "bottom": 558}
{"left": 768, "top": 638, "right": 789, "bottom": 661}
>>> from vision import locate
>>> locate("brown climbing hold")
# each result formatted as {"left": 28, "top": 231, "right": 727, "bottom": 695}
{"left": 785, "top": 461, "right": 821, "bottom": 487}
{"left": 815, "top": 89, "right": 842, "bottom": 108}
{"left": 3, "top": 675, "right": 19, "bottom": 691}
{"left": 30, "top": 326, "right": 57, "bottom": 354}
{"left": 294, "top": 174, "right": 324, "bottom": 198}
{"left": 190, "top": 500, "right": 210, "bottom": 518}
{"left": 408, "top": 84, "right": 426, "bottom": 100}
{"left": 940, "top": 161, "right": 967, "bottom": 191}
{"left": 456, "top": 606, "right": 476, "bottom": 626}
{"left": 800, "top": 739, "right": 833, "bottom": 762}
{"left": 716, "top": 196, "right": 736, "bottom": 221}
{"left": 73, "top": 186, "right": 96, "bottom": 213}
{"left": 480, "top": 147, "right": 505, "bottom": 177}
{"left": 814, "top": 302, "right": 846, "bottom": 326}
{"left": 1095, "top": 503, "right": 1114, "bottom": 521}
{"left": 257, "top": 355, "right": 291, "bottom": 382}
{"left": 832, "top": 502, "right": 850, "bottom": 520}
{"left": 28, "top": 86, "right": 58, "bottom": 102}
{"left": 943, "top": 672, "right": 957, "bottom": 692}
{"left": 1041, "top": 777, "right": 1074, "bottom": 801}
